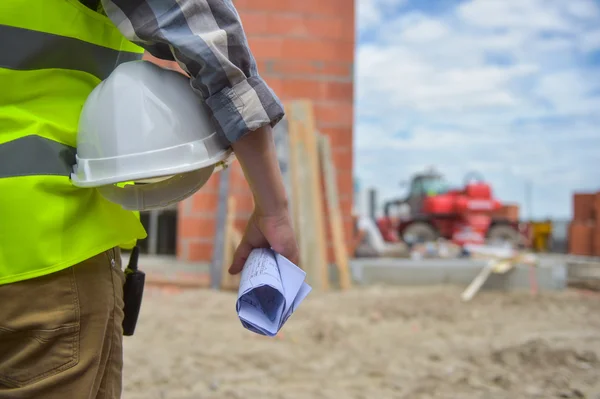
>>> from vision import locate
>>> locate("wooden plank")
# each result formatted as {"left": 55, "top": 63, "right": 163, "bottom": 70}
{"left": 318, "top": 134, "right": 352, "bottom": 290}
{"left": 210, "top": 167, "right": 231, "bottom": 289}
{"left": 461, "top": 260, "right": 497, "bottom": 301}
{"left": 286, "top": 118, "right": 306, "bottom": 265}
{"left": 285, "top": 101, "right": 328, "bottom": 290}
{"left": 292, "top": 100, "right": 329, "bottom": 290}
{"left": 222, "top": 227, "right": 243, "bottom": 291}
{"left": 291, "top": 124, "right": 315, "bottom": 284}
{"left": 285, "top": 103, "right": 314, "bottom": 285}
{"left": 220, "top": 196, "right": 237, "bottom": 291}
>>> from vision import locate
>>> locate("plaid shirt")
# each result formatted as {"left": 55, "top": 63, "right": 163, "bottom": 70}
{"left": 101, "top": 0, "right": 284, "bottom": 144}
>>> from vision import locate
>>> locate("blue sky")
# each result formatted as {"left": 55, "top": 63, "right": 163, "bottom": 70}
{"left": 354, "top": 0, "right": 600, "bottom": 219}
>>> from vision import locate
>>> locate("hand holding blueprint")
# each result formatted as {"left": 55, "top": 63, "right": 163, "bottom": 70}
{"left": 236, "top": 248, "right": 312, "bottom": 336}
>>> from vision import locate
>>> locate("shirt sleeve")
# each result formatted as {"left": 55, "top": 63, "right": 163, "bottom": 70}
{"left": 101, "top": 0, "right": 285, "bottom": 144}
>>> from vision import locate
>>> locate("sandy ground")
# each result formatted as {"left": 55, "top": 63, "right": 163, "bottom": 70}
{"left": 122, "top": 285, "right": 600, "bottom": 399}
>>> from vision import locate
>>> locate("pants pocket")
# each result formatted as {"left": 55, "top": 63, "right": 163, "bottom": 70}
{"left": 0, "top": 266, "right": 80, "bottom": 388}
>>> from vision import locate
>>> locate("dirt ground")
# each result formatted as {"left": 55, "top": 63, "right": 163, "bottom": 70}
{"left": 122, "top": 285, "right": 600, "bottom": 399}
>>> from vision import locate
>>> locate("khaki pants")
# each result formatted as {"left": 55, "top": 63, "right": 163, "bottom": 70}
{"left": 0, "top": 248, "right": 126, "bottom": 399}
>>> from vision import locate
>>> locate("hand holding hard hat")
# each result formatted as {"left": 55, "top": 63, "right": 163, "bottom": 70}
{"left": 71, "top": 60, "right": 235, "bottom": 211}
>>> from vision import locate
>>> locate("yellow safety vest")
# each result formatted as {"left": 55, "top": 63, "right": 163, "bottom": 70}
{"left": 0, "top": 0, "right": 148, "bottom": 285}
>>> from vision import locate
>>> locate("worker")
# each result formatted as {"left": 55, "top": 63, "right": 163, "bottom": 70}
{"left": 0, "top": 1, "right": 299, "bottom": 398}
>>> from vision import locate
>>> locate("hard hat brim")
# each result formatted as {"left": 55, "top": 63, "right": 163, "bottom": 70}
{"left": 70, "top": 140, "right": 235, "bottom": 188}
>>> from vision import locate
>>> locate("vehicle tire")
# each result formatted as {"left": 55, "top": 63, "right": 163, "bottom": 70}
{"left": 402, "top": 222, "right": 439, "bottom": 244}
{"left": 487, "top": 224, "right": 520, "bottom": 247}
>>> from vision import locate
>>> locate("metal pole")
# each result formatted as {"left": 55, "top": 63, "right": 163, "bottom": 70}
{"left": 210, "top": 167, "right": 231, "bottom": 290}
{"left": 148, "top": 210, "right": 160, "bottom": 255}
{"left": 526, "top": 180, "right": 533, "bottom": 221}
{"left": 368, "top": 188, "right": 377, "bottom": 220}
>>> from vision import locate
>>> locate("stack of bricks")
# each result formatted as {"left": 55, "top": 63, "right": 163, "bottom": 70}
{"left": 568, "top": 192, "right": 600, "bottom": 256}
{"left": 146, "top": 0, "right": 356, "bottom": 262}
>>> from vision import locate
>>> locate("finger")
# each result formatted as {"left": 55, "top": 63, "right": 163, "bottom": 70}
{"left": 285, "top": 245, "right": 300, "bottom": 266}
{"left": 271, "top": 239, "right": 300, "bottom": 266}
{"left": 228, "top": 238, "right": 254, "bottom": 275}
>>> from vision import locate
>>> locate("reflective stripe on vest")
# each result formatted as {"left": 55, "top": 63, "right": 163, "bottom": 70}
{"left": 0, "top": 135, "right": 75, "bottom": 178}
{"left": 0, "top": 0, "right": 147, "bottom": 285}
{"left": 0, "top": 24, "right": 142, "bottom": 81}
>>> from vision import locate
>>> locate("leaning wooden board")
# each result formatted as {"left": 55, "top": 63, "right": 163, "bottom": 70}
{"left": 210, "top": 167, "right": 230, "bottom": 290}
{"left": 286, "top": 101, "right": 328, "bottom": 290}
{"left": 220, "top": 196, "right": 240, "bottom": 291}
{"left": 318, "top": 134, "right": 352, "bottom": 290}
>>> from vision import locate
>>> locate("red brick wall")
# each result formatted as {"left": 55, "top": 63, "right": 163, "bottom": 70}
{"left": 171, "top": 0, "right": 355, "bottom": 261}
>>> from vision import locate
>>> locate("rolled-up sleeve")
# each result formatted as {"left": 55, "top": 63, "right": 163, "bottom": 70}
{"left": 101, "top": 0, "right": 284, "bottom": 144}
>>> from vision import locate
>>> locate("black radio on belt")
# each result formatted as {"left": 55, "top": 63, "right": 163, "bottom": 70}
{"left": 122, "top": 246, "right": 145, "bottom": 336}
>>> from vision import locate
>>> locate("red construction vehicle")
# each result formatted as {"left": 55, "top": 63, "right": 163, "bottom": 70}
{"left": 379, "top": 168, "right": 523, "bottom": 247}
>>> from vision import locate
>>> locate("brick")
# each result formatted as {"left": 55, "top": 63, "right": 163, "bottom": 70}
{"left": 233, "top": 0, "right": 288, "bottom": 13}
{"left": 340, "top": 10, "right": 356, "bottom": 40}
{"left": 191, "top": 191, "right": 219, "bottom": 215}
{"left": 262, "top": 77, "right": 284, "bottom": 94}
{"left": 233, "top": 193, "right": 255, "bottom": 215}
{"left": 304, "top": 0, "right": 352, "bottom": 17}
{"left": 330, "top": 147, "right": 353, "bottom": 178}
{"left": 235, "top": 0, "right": 349, "bottom": 17}
{"left": 319, "top": 127, "right": 353, "bottom": 148}
{"left": 178, "top": 217, "right": 200, "bottom": 239}
{"left": 280, "top": 79, "right": 324, "bottom": 100}
{"left": 280, "top": 80, "right": 352, "bottom": 102}
{"left": 595, "top": 192, "right": 600, "bottom": 225}
{"left": 568, "top": 221, "right": 594, "bottom": 256}
{"left": 237, "top": 11, "right": 269, "bottom": 35}
{"left": 280, "top": 38, "right": 354, "bottom": 62}
{"left": 268, "top": 13, "right": 309, "bottom": 37}
{"left": 243, "top": 13, "right": 347, "bottom": 41}
{"left": 187, "top": 240, "right": 214, "bottom": 262}
{"left": 247, "top": 37, "right": 284, "bottom": 59}
{"left": 204, "top": 173, "right": 220, "bottom": 192}
{"left": 304, "top": 17, "right": 346, "bottom": 41}
{"left": 319, "top": 62, "right": 353, "bottom": 77}
{"left": 339, "top": 195, "right": 354, "bottom": 217}
{"left": 314, "top": 102, "right": 353, "bottom": 127}
{"left": 594, "top": 228, "right": 600, "bottom": 257}
{"left": 323, "top": 81, "right": 354, "bottom": 101}
{"left": 573, "top": 193, "right": 596, "bottom": 222}
{"left": 337, "top": 169, "right": 354, "bottom": 200}
{"left": 178, "top": 216, "right": 217, "bottom": 240}
{"left": 263, "top": 60, "right": 352, "bottom": 79}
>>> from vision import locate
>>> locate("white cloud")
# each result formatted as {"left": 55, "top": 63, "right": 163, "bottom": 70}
{"left": 356, "top": 0, "right": 408, "bottom": 31}
{"left": 457, "top": 0, "right": 572, "bottom": 32}
{"left": 355, "top": 0, "right": 600, "bottom": 219}
{"left": 580, "top": 29, "right": 600, "bottom": 52}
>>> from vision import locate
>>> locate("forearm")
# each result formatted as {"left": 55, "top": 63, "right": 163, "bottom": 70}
{"left": 231, "top": 126, "right": 288, "bottom": 215}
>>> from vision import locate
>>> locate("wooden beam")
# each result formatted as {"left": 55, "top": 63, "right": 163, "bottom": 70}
{"left": 210, "top": 167, "right": 231, "bottom": 289}
{"left": 286, "top": 100, "right": 328, "bottom": 290}
{"left": 220, "top": 196, "right": 238, "bottom": 291}
{"left": 319, "top": 133, "right": 352, "bottom": 290}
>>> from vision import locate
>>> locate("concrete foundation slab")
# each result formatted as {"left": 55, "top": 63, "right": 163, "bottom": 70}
{"left": 348, "top": 258, "right": 567, "bottom": 292}
{"left": 125, "top": 252, "right": 567, "bottom": 293}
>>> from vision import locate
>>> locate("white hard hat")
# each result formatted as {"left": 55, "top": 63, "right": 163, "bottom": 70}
{"left": 70, "top": 60, "right": 235, "bottom": 211}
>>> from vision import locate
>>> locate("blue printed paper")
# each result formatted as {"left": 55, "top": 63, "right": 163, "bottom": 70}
{"left": 236, "top": 248, "right": 312, "bottom": 336}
